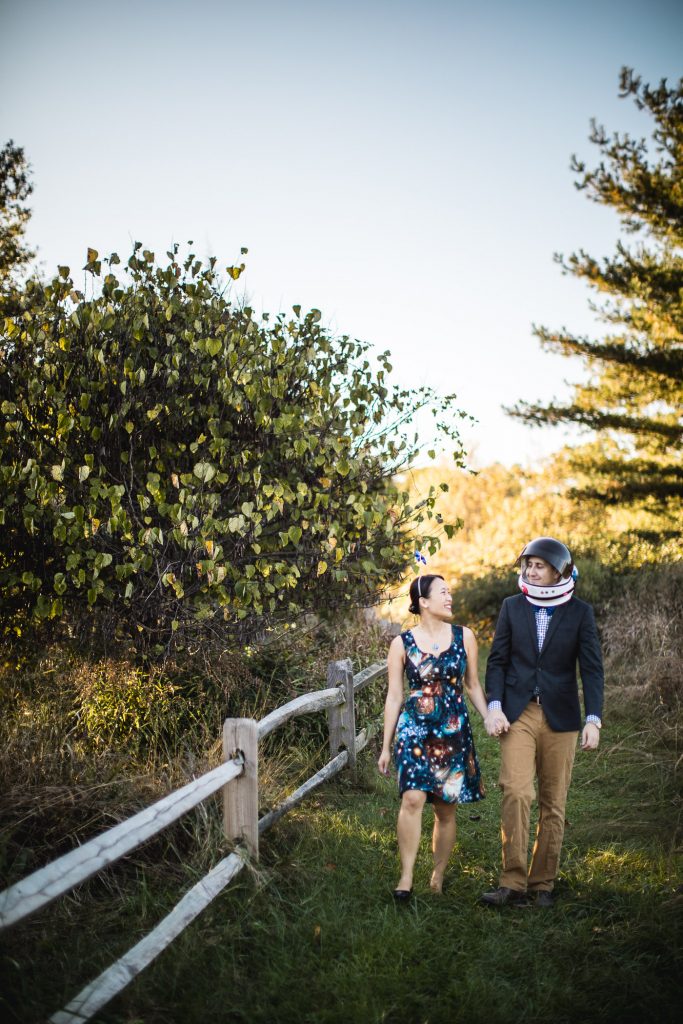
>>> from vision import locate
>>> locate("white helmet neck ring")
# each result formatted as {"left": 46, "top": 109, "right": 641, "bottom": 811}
{"left": 518, "top": 572, "right": 575, "bottom": 607}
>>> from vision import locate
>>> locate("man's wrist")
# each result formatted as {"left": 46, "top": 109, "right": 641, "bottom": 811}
{"left": 586, "top": 715, "right": 602, "bottom": 729}
{"left": 487, "top": 701, "right": 502, "bottom": 713}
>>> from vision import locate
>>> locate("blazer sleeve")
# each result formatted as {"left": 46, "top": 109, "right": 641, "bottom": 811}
{"left": 485, "top": 599, "right": 512, "bottom": 705}
{"left": 578, "top": 604, "right": 604, "bottom": 719}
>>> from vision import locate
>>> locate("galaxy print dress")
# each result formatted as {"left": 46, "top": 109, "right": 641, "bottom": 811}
{"left": 394, "top": 626, "right": 484, "bottom": 804}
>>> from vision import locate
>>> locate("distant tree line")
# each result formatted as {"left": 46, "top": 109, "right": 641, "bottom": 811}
{"left": 0, "top": 140, "right": 34, "bottom": 316}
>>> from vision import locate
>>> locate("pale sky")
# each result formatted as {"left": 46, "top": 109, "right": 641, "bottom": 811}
{"left": 1, "top": 0, "right": 681, "bottom": 466}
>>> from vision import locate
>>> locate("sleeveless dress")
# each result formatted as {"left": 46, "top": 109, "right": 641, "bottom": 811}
{"left": 394, "top": 625, "right": 484, "bottom": 804}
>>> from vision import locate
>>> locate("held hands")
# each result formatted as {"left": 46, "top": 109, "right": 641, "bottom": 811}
{"left": 581, "top": 722, "right": 600, "bottom": 751}
{"left": 377, "top": 747, "right": 392, "bottom": 776}
{"left": 484, "top": 709, "right": 510, "bottom": 738}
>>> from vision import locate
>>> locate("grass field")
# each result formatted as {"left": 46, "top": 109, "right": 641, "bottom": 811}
{"left": 3, "top": 686, "right": 679, "bottom": 1024}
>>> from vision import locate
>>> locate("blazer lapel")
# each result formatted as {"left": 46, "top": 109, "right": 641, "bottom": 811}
{"left": 522, "top": 599, "right": 538, "bottom": 654}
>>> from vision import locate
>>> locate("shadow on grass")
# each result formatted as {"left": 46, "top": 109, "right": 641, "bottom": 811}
{"left": 2, "top": 708, "right": 680, "bottom": 1024}
{"left": 92, "top": 744, "right": 680, "bottom": 1024}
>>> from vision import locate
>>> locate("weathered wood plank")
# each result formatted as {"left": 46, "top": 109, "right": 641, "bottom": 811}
{"left": 353, "top": 661, "right": 387, "bottom": 693}
{"left": 328, "top": 659, "right": 356, "bottom": 767}
{"left": 258, "top": 750, "right": 349, "bottom": 834}
{"left": 223, "top": 719, "right": 259, "bottom": 859}
{"left": 257, "top": 686, "right": 343, "bottom": 740}
{"left": 49, "top": 852, "right": 245, "bottom": 1024}
{"left": 0, "top": 758, "right": 242, "bottom": 931}
{"left": 355, "top": 727, "right": 369, "bottom": 754}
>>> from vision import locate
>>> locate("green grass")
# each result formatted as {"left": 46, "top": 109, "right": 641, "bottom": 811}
{"left": 4, "top": 699, "right": 678, "bottom": 1024}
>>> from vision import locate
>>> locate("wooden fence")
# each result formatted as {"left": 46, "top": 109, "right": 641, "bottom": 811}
{"left": 0, "top": 657, "right": 387, "bottom": 1023}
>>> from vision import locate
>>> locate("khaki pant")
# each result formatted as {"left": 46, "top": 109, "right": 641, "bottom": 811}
{"left": 498, "top": 703, "right": 578, "bottom": 892}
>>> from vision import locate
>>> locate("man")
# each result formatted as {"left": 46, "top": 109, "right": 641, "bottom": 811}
{"left": 481, "top": 537, "right": 604, "bottom": 908}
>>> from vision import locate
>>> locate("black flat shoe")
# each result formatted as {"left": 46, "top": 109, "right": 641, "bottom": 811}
{"left": 393, "top": 888, "right": 412, "bottom": 903}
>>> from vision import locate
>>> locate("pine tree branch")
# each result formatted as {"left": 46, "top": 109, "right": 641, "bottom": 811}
{"left": 507, "top": 400, "right": 682, "bottom": 444}
{"left": 569, "top": 69, "right": 683, "bottom": 241}
{"left": 533, "top": 327, "right": 683, "bottom": 382}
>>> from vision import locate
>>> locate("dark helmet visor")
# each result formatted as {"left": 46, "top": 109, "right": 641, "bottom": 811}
{"left": 517, "top": 537, "right": 573, "bottom": 578}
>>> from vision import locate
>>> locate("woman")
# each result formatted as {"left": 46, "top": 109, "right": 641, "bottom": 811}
{"left": 378, "top": 574, "right": 487, "bottom": 899}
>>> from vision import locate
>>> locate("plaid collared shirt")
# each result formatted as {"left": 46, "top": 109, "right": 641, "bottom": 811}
{"left": 534, "top": 605, "right": 555, "bottom": 650}
{"left": 532, "top": 606, "right": 555, "bottom": 698}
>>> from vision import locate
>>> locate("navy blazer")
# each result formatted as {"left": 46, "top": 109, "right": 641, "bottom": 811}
{"left": 485, "top": 594, "right": 604, "bottom": 731}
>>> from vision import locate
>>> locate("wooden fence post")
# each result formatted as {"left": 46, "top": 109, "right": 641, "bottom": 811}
{"left": 222, "top": 718, "right": 259, "bottom": 859}
{"left": 327, "top": 658, "right": 356, "bottom": 769}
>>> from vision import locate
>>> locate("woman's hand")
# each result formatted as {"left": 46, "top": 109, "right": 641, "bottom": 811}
{"left": 485, "top": 709, "right": 510, "bottom": 737}
{"left": 377, "top": 747, "right": 392, "bottom": 776}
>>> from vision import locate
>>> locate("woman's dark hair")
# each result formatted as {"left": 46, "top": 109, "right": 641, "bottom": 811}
{"left": 408, "top": 574, "right": 445, "bottom": 615}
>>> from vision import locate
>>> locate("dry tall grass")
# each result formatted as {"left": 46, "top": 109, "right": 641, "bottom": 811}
{"left": 0, "top": 612, "right": 393, "bottom": 887}
{"left": 602, "top": 562, "right": 683, "bottom": 708}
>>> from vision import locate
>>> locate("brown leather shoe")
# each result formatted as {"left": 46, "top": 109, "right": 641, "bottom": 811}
{"left": 479, "top": 886, "right": 531, "bottom": 908}
{"left": 534, "top": 890, "right": 555, "bottom": 908}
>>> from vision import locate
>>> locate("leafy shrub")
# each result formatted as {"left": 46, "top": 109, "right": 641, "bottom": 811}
{"left": 450, "top": 568, "right": 518, "bottom": 644}
{"left": 449, "top": 552, "right": 645, "bottom": 644}
{"left": 1, "top": 246, "right": 465, "bottom": 653}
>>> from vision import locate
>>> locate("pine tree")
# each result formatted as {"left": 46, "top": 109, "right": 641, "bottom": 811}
{"left": 509, "top": 69, "right": 682, "bottom": 525}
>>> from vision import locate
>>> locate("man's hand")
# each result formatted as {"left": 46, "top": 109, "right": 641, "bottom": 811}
{"left": 485, "top": 709, "right": 510, "bottom": 738}
{"left": 581, "top": 722, "right": 600, "bottom": 750}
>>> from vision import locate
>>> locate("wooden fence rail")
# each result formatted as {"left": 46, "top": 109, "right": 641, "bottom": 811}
{"left": 0, "top": 657, "right": 387, "bottom": 1024}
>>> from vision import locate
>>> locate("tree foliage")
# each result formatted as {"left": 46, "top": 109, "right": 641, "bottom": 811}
{"left": 0, "top": 140, "right": 34, "bottom": 313}
{"left": 0, "top": 245, "right": 466, "bottom": 652}
{"left": 405, "top": 454, "right": 678, "bottom": 584}
{"left": 509, "top": 69, "right": 683, "bottom": 520}
{"left": 391, "top": 455, "right": 680, "bottom": 642}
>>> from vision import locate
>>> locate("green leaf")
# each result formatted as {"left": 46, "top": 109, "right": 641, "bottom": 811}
{"left": 288, "top": 525, "right": 302, "bottom": 545}
{"left": 193, "top": 462, "right": 216, "bottom": 483}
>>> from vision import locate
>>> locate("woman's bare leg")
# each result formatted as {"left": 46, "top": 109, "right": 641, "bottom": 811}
{"left": 396, "top": 789, "right": 427, "bottom": 890}
{"left": 431, "top": 798, "right": 457, "bottom": 893}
